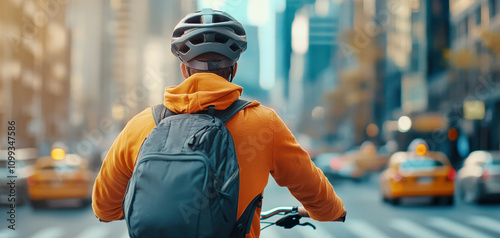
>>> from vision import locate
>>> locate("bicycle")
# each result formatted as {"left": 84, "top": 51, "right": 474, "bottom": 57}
{"left": 260, "top": 206, "right": 346, "bottom": 230}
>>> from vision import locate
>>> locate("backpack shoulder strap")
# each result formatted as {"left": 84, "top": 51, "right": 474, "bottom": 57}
{"left": 230, "top": 193, "right": 263, "bottom": 238}
{"left": 151, "top": 104, "right": 176, "bottom": 125}
{"left": 215, "top": 99, "right": 251, "bottom": 124}
{"left": 153, "top": 99, "right": 251, "bottom": 125}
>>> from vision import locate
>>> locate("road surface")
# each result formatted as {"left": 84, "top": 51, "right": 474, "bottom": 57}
{"left": 1, "top": 173, "right": 499, "bottom": 237}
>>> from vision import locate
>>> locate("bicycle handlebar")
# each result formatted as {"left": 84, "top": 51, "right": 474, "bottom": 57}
{"left": 260, "top": 206, "right": 296, "bottom": 220}
{"left": 260, "top": 206, "right": 346, "bottom": 222}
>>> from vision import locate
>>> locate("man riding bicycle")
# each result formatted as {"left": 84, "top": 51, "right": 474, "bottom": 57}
{"left": 92, "top": 8, "right": 345, "bottom": 238}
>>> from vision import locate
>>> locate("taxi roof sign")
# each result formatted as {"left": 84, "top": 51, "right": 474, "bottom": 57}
{"left": 51, "top": 148, "right": 66, "bottom": 160}
{"left": 415, "top": 144, "right": 427, "bottom": 156}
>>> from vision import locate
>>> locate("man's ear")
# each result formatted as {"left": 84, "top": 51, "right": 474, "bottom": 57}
{"left": 180, "top": 62, "right": 189, "bottom": 79}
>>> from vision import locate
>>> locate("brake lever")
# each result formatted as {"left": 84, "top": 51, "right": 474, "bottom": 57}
{"left": 275, "top": 214, "right": 301, "bottom": 229}
{"left": 298, "top": 222, "right": 316, "bottom": 230}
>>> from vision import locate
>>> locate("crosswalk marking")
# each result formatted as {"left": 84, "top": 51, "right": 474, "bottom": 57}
{"left": 28, "top": 227, "right": 64, "bottom": 238}
{"left": 0, "top": 229, "right": 19, "bottom": 238}
{"left": 75, "top": 225, "right": 110, "bottom": 238}
{"left": 389, "top": 218, "right": 445, "bottom": 238}
{"left": 428, "top": 217, "right": 493, "bottom": 238}
{"left": 344, "top": 219, "right": 389, "bottom": 238}
{"left": 295, "top": 224, "right": 335, "bottom": 238}
{"left": 468, "top": 216, "right": 500, "bottom": 234}
{"left": 14, "top": 215, "right": 500, "bottom": 238}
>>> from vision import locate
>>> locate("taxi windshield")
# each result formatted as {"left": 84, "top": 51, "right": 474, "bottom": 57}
{"left": 41, "top": 165, "right": 79, "bottom": 172}
{"left": 489, "top": 157, "right": 500, "bottom": 168}
{"left": 399, "top": 159, "right": 444, "bottom": 172}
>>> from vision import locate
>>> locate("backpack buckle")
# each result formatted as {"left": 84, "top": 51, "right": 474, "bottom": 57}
{"left": 208, "top": 105, "right": 215, "bottom": 115}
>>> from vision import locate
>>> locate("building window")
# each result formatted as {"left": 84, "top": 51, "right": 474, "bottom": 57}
{"left": 464, "top": 18, "right": 469, "bottom": 37}
{"left": 476, "top": 42, "right": 482, "bottom": 55}
{"left": 460, "top": 18, "right": 468, "bottom": 39}
{"left": 490, "top": 0, "right": 498, "bottom": 18}
{"left": 451, "top": 24, "right": 457, "bottom": 41}
{"left": 476, "top": 7, "right": 482, "bottom": 25}
{"left": 493, "top": 71, "right": 499, "bottom": 85}
{"left": 411, "top": 43, "right": 419, "bottom": 72}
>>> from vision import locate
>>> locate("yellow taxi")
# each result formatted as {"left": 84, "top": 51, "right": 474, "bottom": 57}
{"left": 27, "top": 149, "right": 94, "bottom": 208}
{"left": 379, "top": 140, "right": 455, "bottom": 206}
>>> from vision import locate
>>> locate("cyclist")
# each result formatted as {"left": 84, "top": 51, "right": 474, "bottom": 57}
{"left": 92, "top": 8, "right": 345, "bottom": 237}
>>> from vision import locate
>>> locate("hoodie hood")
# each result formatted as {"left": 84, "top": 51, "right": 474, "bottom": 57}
{"left": 163, "top": 73, "right": 243, "bottom": 114}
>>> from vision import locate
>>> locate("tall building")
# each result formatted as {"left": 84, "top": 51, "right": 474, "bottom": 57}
{"left": 382, "top": 0, "right": 451, "bottom": 153}
{"left": 272, "top": 0, "right": 343, "bottom": 145}
{"left": 1, "top": 0, "right": 71, "bottom": 152}
{"left": 324, "top": 0, "right": 383, "bottom": 147}
{"left": 1, "top": 0, "right": 198, "bottom": 157}
{"left": 279, "top": 0, "right": 316, "bottom": 100}
{"left": 381, "top": 0, "right": 499, "bottom": 165}
{"left": 447, "top": 0, "right": 500, "bottom": 154}
{"left": 65, "top": 0, "right": 197, "bottom": 160}
{"left": 302, "top": 2, "right": 340, "bottom": 140}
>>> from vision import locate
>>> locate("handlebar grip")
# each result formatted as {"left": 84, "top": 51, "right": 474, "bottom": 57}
{"left": 334, "top": 210, "right": 347, "bottom": 222}
{"left": 297, "top": 207, "right": 310, "bottom": 217}
{"left": 297, "top": 207, "right": 347, "bottom": 222}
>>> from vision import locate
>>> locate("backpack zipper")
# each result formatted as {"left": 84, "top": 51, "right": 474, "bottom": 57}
{"left": 221, "top": 169, "right": 239, "bottom": 192}
{"left": 187, "top": 125, "right": 214, "bottom": 148}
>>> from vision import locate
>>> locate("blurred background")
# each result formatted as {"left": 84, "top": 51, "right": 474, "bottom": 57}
{"left": 1, "top": 0, "right": 500, "bottom": 238}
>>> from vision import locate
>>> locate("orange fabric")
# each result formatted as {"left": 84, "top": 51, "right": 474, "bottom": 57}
{"left": 92, "top": 73, "right": 344, "bottom": 237}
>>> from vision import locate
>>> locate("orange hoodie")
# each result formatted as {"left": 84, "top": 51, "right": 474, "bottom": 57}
{"left": 92, "top": 73, "right": 344, "bottom": 237}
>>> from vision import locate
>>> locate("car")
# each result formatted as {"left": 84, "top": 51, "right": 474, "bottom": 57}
{"left": 379, "top": 148, "right": 456, "bottom": 206}
{"left": 312, "top": 151, "right": 378, "bottom": 183}
{"left": 27, "top": 152, "right": 95, "bottom": 208}
{"left": 0, "top": 148, "right": 37, "bottom": 205}
{"left": 336, "top": 142, "right": 390, "bottom": 182}
{"left": 456, "top": 150, "right": 500, "bottom": 204}
{"left": 312, "top": 152, "right": 344, "bottom": 180}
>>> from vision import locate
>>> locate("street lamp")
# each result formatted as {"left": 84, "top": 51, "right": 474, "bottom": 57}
{"left": 398, "top": 116, "right": 412, "bottom": 133}
{"left": 292, "top": 11, "right": 309, "bottom": 55}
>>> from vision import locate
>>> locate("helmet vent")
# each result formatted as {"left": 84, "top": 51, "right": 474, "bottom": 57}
{"left": 214, "top": 33, "right": 229, "bottom": 44}
{"left": 189, "top": 34, "right": 205, "bottom": 45}
{"left": 230, "top": 43, "right": 240, "bottom": 52}
{"left": 179, "top": 45, "right": 190, "bottom": 54}
{"left": 213, "top": 15, "right": 231, "bottom": 23}
{"left": 229, "top": 26, "right": 245, "bottom": 36}
{"left": 185, "top": 16, "right": 202, "bottom": 24}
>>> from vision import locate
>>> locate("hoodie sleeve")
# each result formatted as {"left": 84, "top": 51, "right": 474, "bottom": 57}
{"left": 270, "top": 112, "right": 345, "bottom": 221}
{"left": 92, "top": 108, "right": 155, "bottom": 222}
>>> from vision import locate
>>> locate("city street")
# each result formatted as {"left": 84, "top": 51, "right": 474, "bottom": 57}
{"left": 1, "top": 174, "right": 500, "bottom": 238}
{"left": 2, "top": 0, "right": 500, "bottom": 238}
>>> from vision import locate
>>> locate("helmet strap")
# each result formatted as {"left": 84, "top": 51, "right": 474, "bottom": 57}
{"left": 185, "top": 63, "right": 235, "bottom": 82}
{"left": 229, "top": 66, "right": 234, "bottom": 82}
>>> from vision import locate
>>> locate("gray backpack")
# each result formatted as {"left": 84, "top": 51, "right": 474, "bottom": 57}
{"left": 123, "top": 99, "right": 262, "bottom": 238}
